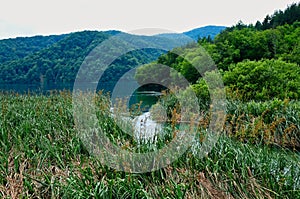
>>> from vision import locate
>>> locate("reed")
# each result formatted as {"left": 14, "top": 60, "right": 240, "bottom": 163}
{"left": 0, "top": 91, "right": 299, "bottom": 198}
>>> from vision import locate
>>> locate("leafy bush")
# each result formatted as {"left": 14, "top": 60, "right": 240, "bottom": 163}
{"left": 224, "top": 59, "right": 300, "bottom": 101}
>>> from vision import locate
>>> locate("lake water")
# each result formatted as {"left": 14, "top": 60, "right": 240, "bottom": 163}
{"left": 0, "top": 82, "right": 165, "bottom": 143}
{"left": 0, "top": 81, "right": 161, "bottom": 111}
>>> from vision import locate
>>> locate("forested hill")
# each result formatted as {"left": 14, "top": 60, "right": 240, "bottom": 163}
{"left": 0, "top": 34, "right": 67, "bottom": 63}
{"left": 156, "top": 25, "right": 226, "bottom": 42}
{"left": 136, "top": 3, "right": 300, "bottom": 101}
{"left": 183, "top": 25, "right": 227, "bottom": 40}
{"left": 0, "top": 31, "right": 111, "bottom": 83}
{"left": 0, "top": 30, "right": 163, "bottom": 84}
{"left": 0, "top": 26, "right": 225, "bottom": 84}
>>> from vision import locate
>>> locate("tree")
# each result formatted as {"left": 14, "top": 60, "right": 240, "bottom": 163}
{"left": 223, "top": 59, "right": 300, "bottom": 101}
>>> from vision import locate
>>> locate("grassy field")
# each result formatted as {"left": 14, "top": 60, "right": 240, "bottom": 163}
{"left": 0, "top": 91, "right": 299, "bottom": 198}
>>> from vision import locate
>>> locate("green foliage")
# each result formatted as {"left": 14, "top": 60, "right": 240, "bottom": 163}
{"left": 0, "top": 26, "right": 226, "bottom": 85}
{"left": 210, "top": 22, "right": 300, "bottom": 70}
{"left": 155, "top": 90, "right": 180, "bottom": 119}
{"left": 0, "top": 31, "right": 163, "bottom": 84}
{"left": 1, "top": 3, "right": 300, "bottom": 198}
{"left": 137, "top": 21, "right": 300, "bottom": 103}
{"left": 0, "top": 92, "right": 299, "bottom": 198}
{"left": 198, "top": 3, "right": 300, "bottom": 70}
{"left": 0, "top": 34, "right": 67, "bottom": 63}
{"left": 0, "top": 31, "right": 110, "bottom": 83}
{"left": 191, "top": 78, "right": 210, "bottom": 106}
{"left": 134, "top": 63, "right": 171, "bottom": 86}
{"left": 224, "top": 59, "right": 300, "bottom": 101}
{"left": 136, "top": 43, "right": 216, "bottom": 87}
{"left": 225, "top": 99, "right": 300, "bottom": 148}
{"left": 137, "top": 4, "right": 300, "bottom": 104}
{"left": 260, "top": 2, "right": 300, "bottom": 30}
{"left": 225, "top": 3, "right": 300, "bottom": 31}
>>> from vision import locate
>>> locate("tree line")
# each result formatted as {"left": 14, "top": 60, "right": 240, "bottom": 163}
{"left": 135, "top": 3, "right": 300, "bottom": 101}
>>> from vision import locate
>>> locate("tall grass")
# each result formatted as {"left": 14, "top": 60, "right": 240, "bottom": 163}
{"left": 0, "top": 91, "right": 299, "bottom": 198}
{"left": 225, "top": 99, "right": 300, "bottom": 149}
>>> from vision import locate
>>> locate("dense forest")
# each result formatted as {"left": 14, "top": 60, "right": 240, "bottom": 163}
{"left": 136, "top": 2, "right": 300, "bottom": 102}
{"left": 0, "top": 34, "right": 67, "bottom": 63}
{"left": 0, "top": 26, "right": 224, "bottom": 85}
{"left": 0, "top": 31, "right": 170, "bottom": 84}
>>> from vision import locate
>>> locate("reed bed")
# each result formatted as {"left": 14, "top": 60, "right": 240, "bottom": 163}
{"left": 0, "top": 91, "right": 299, "bottom": 198}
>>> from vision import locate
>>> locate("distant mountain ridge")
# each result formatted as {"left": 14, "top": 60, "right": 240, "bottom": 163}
{"left": 0, "top": 25, "right": 226, "bottom": 84}
{"left": 156, "top": 25, "right": 226, "bottom": 42}
{"left": 183, "top": 25, "right": 227, "bottom": 40}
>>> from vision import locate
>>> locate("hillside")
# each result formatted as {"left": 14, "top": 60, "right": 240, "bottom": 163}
{"left": 136, "top": 3, "right": 300, "bottom": 101}
{"left": 0, "top": 31, "right": 168, "bottom": 84}
{"left": 156, "top": 25, "right": 226, "bottom": 42}
{"left": 183, "top": 25, "right": 227, "bottom": 40}
{"left": 0, "top": 31, "right": 110, "bottom": 83}
{"left": 0, "top": 26, "right": 225, "bottom": 85}
{"left": 0, "top": 34, "right": 67, "bottom": 63}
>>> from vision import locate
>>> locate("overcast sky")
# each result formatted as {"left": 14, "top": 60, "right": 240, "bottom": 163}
{"left": 0, "top": 0, "right": 297, "bottom": 39}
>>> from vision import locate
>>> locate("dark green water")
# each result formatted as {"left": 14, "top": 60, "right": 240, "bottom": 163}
{"left": 129, "top": 91, "right": 161, "bottom": 112}
{"left": 0, "top": 82, "right": 160, "bottom": 111}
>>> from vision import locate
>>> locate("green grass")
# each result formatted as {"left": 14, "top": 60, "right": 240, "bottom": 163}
{"left": 225, "top": 99, "right": 300, "bottom": 149}
{"left": 0, "top": 91, "right": 299, "bottom": 198}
